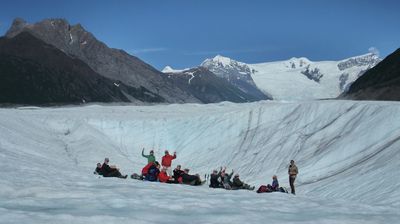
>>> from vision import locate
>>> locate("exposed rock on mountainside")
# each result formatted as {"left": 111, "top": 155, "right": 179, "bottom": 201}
{"left": 0, "top": 32, "right": 163, "bottom": 104}
{"left": 164, "top": 67, "right": 266, "bottom": 103}
{"left": 200, "top": 55, "right": 270, "bottom": 100}
{"left": 343, "top": 48, "right": 400, "bottom": 101}
{"left": 6, "top": 18, "right": 200, "bottom": 103}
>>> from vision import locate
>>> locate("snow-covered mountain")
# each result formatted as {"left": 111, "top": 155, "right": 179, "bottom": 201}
{"left": 200, "top": 55, "right": 269, "bottom": 99}
{"left": 250, "top": 53, "right": 381, "bottom": 100}
{"left": 0, "top": 101, "right": 399, "bottom": 223}
{"left": 163, "top": 56, "right": 270, "bottom": 101}
{"left": 201, "top": 55, "right": 255, "bottom": 83}
{"left": 167, "top": 53, "right": 381, "bottom": 100}
{"left": 163, "top": 67, "right": 267, "bottom": 103}
{"left": 162, "top": 64, "right": 270, "bottom": 102}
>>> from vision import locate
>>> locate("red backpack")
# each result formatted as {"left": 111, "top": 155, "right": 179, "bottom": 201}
{"left": 257, "top": 185, "right": 272, "bottom": 193}
{"left": 141, "top": 162, "right": 154, "bottom": 175}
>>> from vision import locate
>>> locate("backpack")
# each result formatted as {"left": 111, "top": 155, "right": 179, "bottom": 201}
{"left": 146, "top": 166, "right": 159, "bottom": 181}
{"left": 257, "top": 185, "right": 272, "bottom": 193}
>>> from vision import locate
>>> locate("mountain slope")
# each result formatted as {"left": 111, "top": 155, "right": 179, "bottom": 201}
{"left": 343, "top": 48, "right": 400, "bottom": 100}
{"left": 249, "top": 54, "right": 381, "bottom": 100}
{"left": 166, "top": 54, "right": 380, "bottom": 100}
{"left": 0, "top": 32, "right": 163, "bottom": 104}
{"left": 200, "top": 55, "right": 270, "bottom": 100}
{"left": 5, "top": 18, "right": 200, "bottom": 103}
{"left": 164, "top": 67, "right": 263, "bottom": 103}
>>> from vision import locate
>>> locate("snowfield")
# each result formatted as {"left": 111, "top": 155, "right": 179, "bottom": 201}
{"left": 0, "top": 100, "right": 399, "bottom": 223}
{"left": 249, "top": 54, "right": 380, "bottom": 100}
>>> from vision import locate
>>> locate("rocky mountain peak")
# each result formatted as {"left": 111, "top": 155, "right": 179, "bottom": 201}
{"left": 337, "top": 53, "right": 381, "bottom": 71}
{"left": 5, "top": 18, "right": 28, "bottom": 38}
{"left": 201, "top": 54, "right": 247, "bottom": 69}
{"left": 2, "top": 17, "right": 200, "bottom": 103}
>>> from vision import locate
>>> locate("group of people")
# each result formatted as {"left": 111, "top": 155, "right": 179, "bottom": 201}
{"left": 209, "top": 167, "right": 255, "bottom": 190}
{"left": 257, "top": 160, "right": 298, "bottom": 194}
{"left": 133, "top": 148, "right": 204, "bottom": 186}
{"left": 94, "top": 149, "right": 299, "bottom": 195}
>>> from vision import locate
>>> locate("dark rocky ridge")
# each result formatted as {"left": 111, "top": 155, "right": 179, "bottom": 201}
{"left": 0, "top": 31, "right": 163, "bottom": 104}
{"left": 200, "top": 55, "right": 271, "bottom": 100}
{"left": 6, "top": 18, "right": 200, "bottom": 103}
{"left": 342, "top": 48, "right": 400, "bottom": 101}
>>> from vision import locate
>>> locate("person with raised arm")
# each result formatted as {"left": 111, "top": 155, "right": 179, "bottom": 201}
{"left": 161, "top": 150, "right": 176, "bottom": 176}
{"left": 142, "top": 148, "right": 155, "bottom": 164}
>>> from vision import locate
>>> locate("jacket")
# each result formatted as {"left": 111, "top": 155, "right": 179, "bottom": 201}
{"left": 161, "top": 154, "right": 176, "bottom": 167}
{"left": 232, "top": 176, "right": 244, "bottom": 188}
{"left": 209, "top": 173, "right": 222, "bottom": 188}
{"left": 95, "top": 167, "right": 103, "bottom": 175}
{"left": 222, "top": 171, "right": 234, "bottom": 185}
{"left": 141, "top": 162, "right": 154, "bottom": 175}
{"left": 181, "top": 173, "right": 198, "bottom": 184}
{"left": 101, "top": 163, "right": 114, "bottom": 176}
{"left": 142, "top": 150, "right": 155, "bottom": 163}
{"left": 158, "top": 171, "right": 171, "bottom": 183}
{"left": 173, "top": 169, "right": 184, "bottom": 180}
{"left": 288, "top": 164, "right": 298, "bottom": 176}
{"left": 145, "top": 164, "right": 160, "bottom": 182}
{"left": 271, "top": 179, "right": 279, "bottom": 191}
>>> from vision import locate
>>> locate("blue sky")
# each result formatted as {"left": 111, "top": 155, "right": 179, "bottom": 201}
{"left": 0, "top": 0, "right": 399, "bottom": 70}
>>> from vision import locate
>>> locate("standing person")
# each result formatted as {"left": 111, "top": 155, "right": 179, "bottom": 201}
{"left": 142, "top": 148, "right": 155, "bottom": 164}
{"left": 288, "top": 160, "right": 298, "bottom": 194}
{"left": 161, "top": 150, "right": 176, "bottom": 176}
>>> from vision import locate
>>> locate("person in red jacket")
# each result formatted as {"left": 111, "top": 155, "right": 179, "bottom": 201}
{"left": 161, "top": 150, "right": 176, "bottom": 176}
{"left": 159, "top": 167, "right": 176, "bottom": 184}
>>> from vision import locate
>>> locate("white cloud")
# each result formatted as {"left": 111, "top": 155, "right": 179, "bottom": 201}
{"left": 131, "top": 47, "right": 167, "bottom": 54}
{"left": 368, "top": 47, "right": 380, "bottom": 56}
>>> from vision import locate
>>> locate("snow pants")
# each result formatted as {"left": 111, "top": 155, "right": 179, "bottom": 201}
{"left": 289, "top": 175, "right": 296, "bottom": 194}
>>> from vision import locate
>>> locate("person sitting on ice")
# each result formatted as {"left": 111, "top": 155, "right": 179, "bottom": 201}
{"left": 221, "top": 168, "right": 234, "bottom": 190}
{"left": 181, "top": 168, "right": 204, "bottom": 186}
{"left": 94, "top": 163, "right": 103, "bottom": 175}
{"left": 145, "top": 161, "right": 160, "bottom": 182}
{"left": 159, "top": 167, "right": 176, "bottom": 184}
{"left": 257, "top": 175, "right": 287, "bottom": 193}
{"left": 161, "top": 150, "right": 176, "bottom": 176}
{"left": 209, "top": 168, "right": 223, "bottom": 188}
{"left": 142, "top": 148, "right": 156, "bottom": 164}
{"left": 101, "top": 158, "right": 127, "bottom": 179}
{"left": 270, "top": 175, "right": 279, "bottom": 191}
{"left": 173, "top": 165, "right": 184, "bottom": 183}
{"left": 268, "top": 175, "right": 288, "bottom": 193}
{"left": 231, "top": 173, "right": 255, "bottom": 190}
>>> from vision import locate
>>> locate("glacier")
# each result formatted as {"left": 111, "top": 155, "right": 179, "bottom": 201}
{"left": 0, "top": 100, "right": 399, "bottom": 223}
{"left": 165, "top": 54, "right": 381, "bottom": 101}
